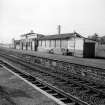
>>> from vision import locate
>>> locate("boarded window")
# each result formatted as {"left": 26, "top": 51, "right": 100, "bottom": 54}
{"left": 61, "top": 39, "right": 68, "bottom": 48}
{"left": 42, "top": 40, "right": 45, "bottom": 47}
{"left": 46, "top": 40, "right": 50, "bottom": 47}
{"left": 56, "top": 40, "right": 60, "bottom": 48}
{"left": 49, "top": 40, "right": 51, "bottom": 47}
{"left": 51, "top": 40, "right": 55, "bottom": 47}
{"left": 45, "top": 40, "right": 46, "bottom": 47}
{"left": 39, "top": 41, "right": 41, "bottom": 46}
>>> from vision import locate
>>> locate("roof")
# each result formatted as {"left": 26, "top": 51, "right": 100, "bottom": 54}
{"left": 14, "top": 40, "right": 21, "bottom": 44}
{"left": 84, "top": 38, "right": 97, "bottom": 43}
{"left": 21, "top": 32, "right": 44, "bottom": 37}
{"left": 39, "top": 32, "right": 84, "bottom": 40}
{"left": 14, "top": 40, "right": 21, "bottom": 42}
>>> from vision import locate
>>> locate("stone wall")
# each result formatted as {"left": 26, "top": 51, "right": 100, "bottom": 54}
{"left": 19, "top": 54, "right": 105, "bottom": 85}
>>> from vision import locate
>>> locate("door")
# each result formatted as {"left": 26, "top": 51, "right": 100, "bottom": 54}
{"left": 83, "top": 43, "right": 95, "bottom": 58}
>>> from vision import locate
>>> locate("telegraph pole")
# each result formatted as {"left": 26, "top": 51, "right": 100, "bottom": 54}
{"left": 73, "top": 30, "right": 76, "bottom": 56}
{"left": 57, "top": 25, "right": 62, "bottom": 48}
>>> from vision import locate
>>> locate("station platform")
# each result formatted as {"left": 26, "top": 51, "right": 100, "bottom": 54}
{"left": 0, "top": 65, "right": 58, "bottom": 105}
{"left": 24, "top": 50, "right": 105, "bottom": 69}
{"left": 3, "top": 47, "right": 105, "bottom": 69}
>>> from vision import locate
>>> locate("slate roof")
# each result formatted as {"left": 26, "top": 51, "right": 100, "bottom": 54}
{"left": 14, "top": 40, "right": 21, "bottom": 44}
{"left": 21, "top": 32, "right": 44, "bottom": 38}
{"left": 39, "top": 32, "right": 84, "bottom": 40}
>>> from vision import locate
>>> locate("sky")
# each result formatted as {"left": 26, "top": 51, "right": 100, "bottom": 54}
{"left": 0, "top": 0, "right": 105, "bottom": 43}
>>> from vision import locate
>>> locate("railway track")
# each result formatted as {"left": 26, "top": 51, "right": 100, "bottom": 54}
{"left": 0, "top": 52, "right": 105, "bottom": 105}
{"left": 0, "top": 60, "right": 87, "bottom": 105}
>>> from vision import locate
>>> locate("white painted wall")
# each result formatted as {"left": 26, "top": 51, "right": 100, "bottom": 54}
{"left": 27, "top": 46, "right": 31, "bottom": 50}
{"left": 75, "top": 38, "right": 84, "bottom": 57}
{"left": 75, "top": 38, "right": 84, "bottom": 50}
{"left": 61, "top": 39, "right": 68, "bottom": 48}
{"left": 32, "top": 41, "right": 35, "bottom": 51}
{"left": 68, "top": 38, "right": 83, "bottom": 49}
{"left": 38, "top": 40, "right": 51, "bottom": 52}
{"left": 39, "top": 40, "right": 41, "bottom": 46}
{"left": 56, "top": 40, "right": 60, "bottom": 48}
{"left": 68, "top": 38, "right": 75, "bottom": 51}
{"left": 42, "top": 40, "right": 45, "bottom": 47}
{"left": 16, "top": 45, "right": 20, "bottom": 49}
{"left": 38, "top": 37, "right": 84, "bottom": 57}
{"left": 23, "top": 46, "right": 26, "bottom": 50}
{"left": 95, "top": 44, "right": 105, "bottom": 58}
{"left": 68, "top": 37, "right": 84, "bottom": 57}
{"left": 50, "top": 40, "right": 55, "bottom": 48}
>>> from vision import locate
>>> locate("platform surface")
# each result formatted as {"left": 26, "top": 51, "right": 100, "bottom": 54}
{"left": 13, "top": 48, "right": 105, "bottom": 69}
{"left": 0, "top": 65, "right": 58, "bottom": 105}
{"left": 1, "top": 47, "right": 105, "bottom": 69}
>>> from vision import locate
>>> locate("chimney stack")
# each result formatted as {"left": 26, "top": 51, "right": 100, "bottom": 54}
{"left": 58, "top": 25, "right": 61, "bottom": 35}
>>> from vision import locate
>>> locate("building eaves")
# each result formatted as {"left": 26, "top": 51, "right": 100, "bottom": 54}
{"left": 39, "top": 33, "right": 83, "bottom": 40}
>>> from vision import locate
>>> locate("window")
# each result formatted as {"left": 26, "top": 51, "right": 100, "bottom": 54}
{"left": 51, "top": 40, "right": 54, "bottom": 47}
{"left": 49, "top": 40, "right": 51, "bottom": 47}
{"left": 46, "top": 40, "right": 49, "bottom": 47}
{"left": 39, "top": 41, "right": 41, "bottom": 46}
{"left": 56, "top": 40, "right": 60, "bottom": 48}
{"left": 42, "top": 40, "right": 45, "bottom": 47}
{"left": 55, "top": 40, "right": 56, "bottom": 47}
{"left": 61, "top": 39, "right": 68, "bottom": 48}
{"left": 45, "top": 40, "right": 46, "bottom": 47}
{"left": 60, "top": 39, "right": 62, "bottom": 48}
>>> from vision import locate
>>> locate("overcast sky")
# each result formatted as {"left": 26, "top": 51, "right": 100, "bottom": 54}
{"left": 0, "top": 0, "right": 105, "bottom": 43}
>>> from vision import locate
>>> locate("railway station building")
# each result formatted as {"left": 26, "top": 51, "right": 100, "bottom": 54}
{"left": 13, "top": 31, "right": 44, "bottom": 51}
{"left": 38, "top": 32, "right": 97, "bottom": 58}
{"left": 13, "top": 31, "right": 97, "bottom": 58}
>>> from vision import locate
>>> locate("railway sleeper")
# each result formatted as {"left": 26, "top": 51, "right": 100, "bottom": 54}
{"left": 27, "top": 76, "right": 36, "bottom": 81}
{"left": 3, "top": 52, "right": 105, "bottom": 89}
{"left": 15, "top": 53, "right": 101, "bottom": 86}
{"left": 39, "top": 86, "right": 50, "bottom": 90}
{"left": 96, "top": 85, "right": 105, "bottom": 90}
{"left": 0, "top": 54, "right": 101, "bottom": 105}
